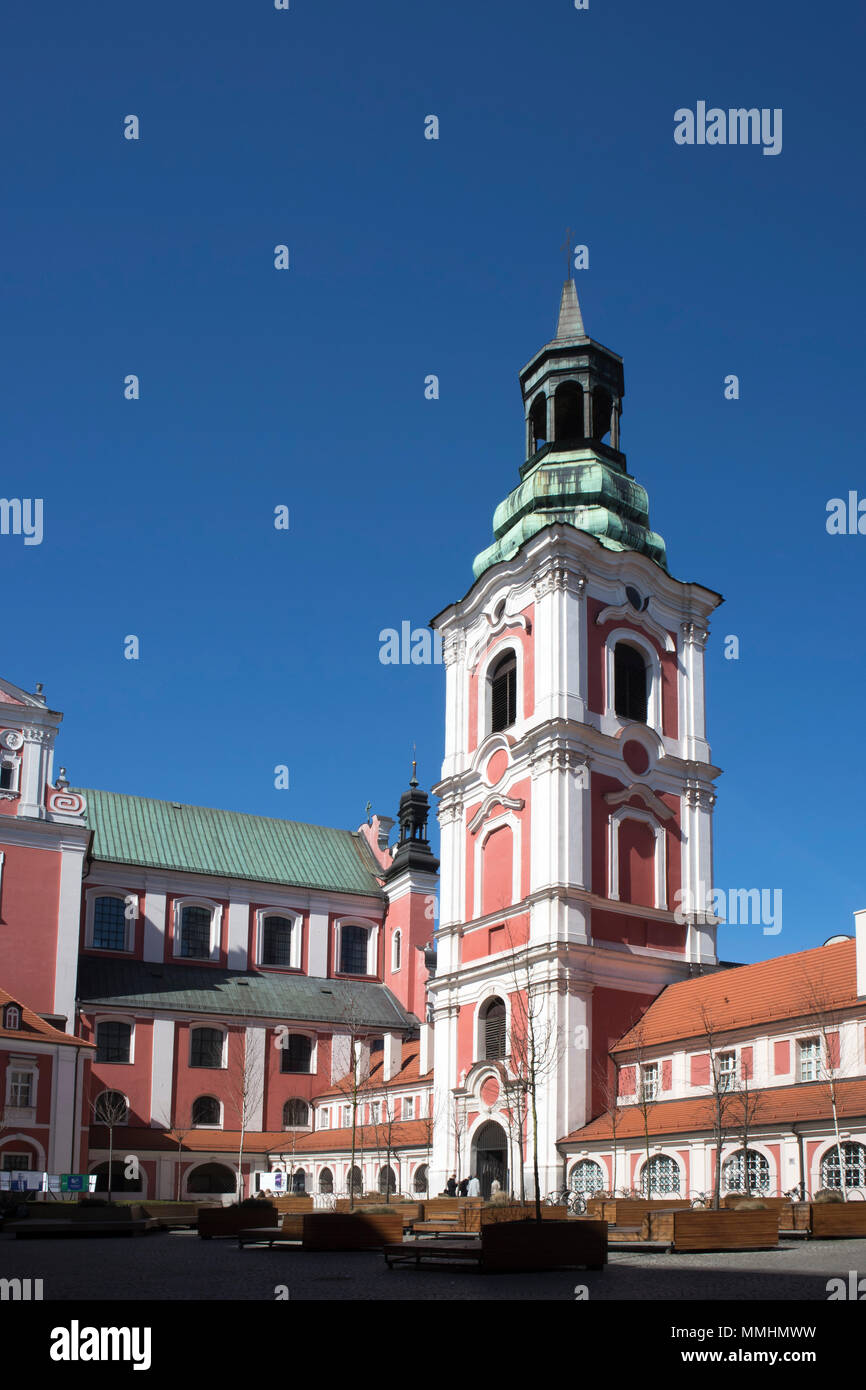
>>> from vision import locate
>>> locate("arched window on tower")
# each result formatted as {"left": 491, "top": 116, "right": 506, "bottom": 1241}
{"left": 391, "top": 930, "right": 401, "bottom": 972}
{"left": 591, "top": 386, "right": 613, "bottom": 444}
{"left": 554, "top": 381, "right": 584, "bottom": 441}
{"left": 482, "top": 998, "right": 506, "bottom": 1060}
{"left": 490, "top": 652, "right": 517, "bottom": 733}
{"left": 528, "top": 394, "right": 547, "bottom": 453}
{"left": 614, "top": 642, "right": 648, "bottom": 723}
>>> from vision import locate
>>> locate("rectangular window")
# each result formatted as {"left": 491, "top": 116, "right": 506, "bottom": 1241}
{"left": 370, "top": 1102, "right": 381, "bottom": 1125}
{"left": 0, "top": 763, "right": 16, "bottom": 791}
{"left": 319, "top": 1108, "right": 329, "bottom": 1129}
{"left": 404, "top": 1096, "right": 414, "bottom": 1120}
{"left": 717, "top": 1053, "right": 736, "bottom": 1092}
{"left": 2, "top": 1153, "right": 31, "bottom": 1171}
{"left": 189, "top": 1029, "right": 224, "bottom": 1069}
{"left": 92, "top": 896, "right": 129, "bottom": 951}
{"left": 96, "top": 1021, "right": 132, "bottom": 1064}
{"left": 343, "top": 1105, "right": 351, "bottom": 1127}
{"left": 8, "top": 1072, "right": 32, "bottom": 1107}
{"left": 640, "top": 1064, "right": 658, "bottom": 1101}
{"left": 799, "top": 1038, "right": 821, "bottom": 1082}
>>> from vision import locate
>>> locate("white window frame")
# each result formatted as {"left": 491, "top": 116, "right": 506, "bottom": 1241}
{"left": 191, "top": 1095, "right": 223, "bottom": 1129}
{"left": 333, "top": 918, "right": 379, "bottom": 978}
{"left": 474, "top": 993, "right": 511, "bottom": 1064}
{"left": 0, "top": 752, "right": 20, "bottom": 796}
{"left": 85, "top": 889, "right": 136, "bottom": 953}
{"left": 7, "top": 1069, "right": 35, "bottom": 1110}
{"left": 391, "top": 929, "right": 402, "bottom": 973}
{"left": 282, "top": 1098, "right": 311, "bottom": 1130}
{"left": 370, "top": 1101, "right": 381, "bottom": 1125}
{"left": 342, "top": 1104, "right": 352, "bottom": 1128}
{"left": 608, "top": 806, "right": 667, "bottom": 910}
{"left": 640, "top": 1062, "right": 659, "bottom": 1102}
{"left": 403, "top": 1095, "right": 415, "bottom": 1120}
{"left": 318, "top": 1107, "right": 330, "bottom": 1130}
{"left": 93, "top": 1088, "right": 130, "bottom": 1123}
{"left": 3, "top": 1005, "right": 20, "bottom": 1031}
{"left": 173, "top": 897, "right": 223, "bottom": 963}
{"left": 605, "top": 629, "right": 662, "bottom": 733}
{"left": 94, "top": 1015, "right": 135, "bottom": 1065}
{"left": 188, "top": 1024, "right": 228, "bottom": 1070}
{"left": 798, "top": 1037, "right": 821, "bottom": 1083}
{"left": 277, "top": 1029, "right": 316, "bottom": 1076}
{"left": 716, "top": 1052, "right": 736, "bottom": 1093}
{"left": 255, "top": 909, "right": 302, "bottom": 970}
{"left": 478, "top": 641, "right": 524, "bottom": 745}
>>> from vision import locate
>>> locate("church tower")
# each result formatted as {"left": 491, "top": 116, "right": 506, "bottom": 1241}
{"left": 428, "top": 279, "right": 723, "bottom": 1197}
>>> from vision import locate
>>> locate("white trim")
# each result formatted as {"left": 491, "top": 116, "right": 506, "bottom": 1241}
{"left": 333, "top": 917, "right": 379, "bottom": 977}
{"left": 94, "top": 1015, "right": 135, "bottom": 1065}
{"left": 476, "top": 640, "right": 525, "bottom": 746}
{"left": 276, "top": 1028, "right": 318, "bottom": 1076}
{"left": 191, "top": 1094, "right": 224, "bottom": 1128}
{"left": 255, "top": 908, "right": 302, "bottom": 970}
{"left": 608, "top": 805, "right": 667, "bottom": 910}
{"left": 604, "top": 628, "right": 662, "bottom": 733}
{"left": 473, "top": 812, "right": 522, "bottom": 920}
{"left": 173, "top": 897, "right": 223, "bottom": 963}
{"left": 188, "top": 1023, "right": 228, "bottom": 1070}
{"left": 472, "top": 994, "right": 510, "bottom": 1065}
{"left": 84, "top": 888, "right": 137, "bottom": 953}
{"left": 596, "top": 602, "right": 675, "bottom": 653}
{"left": 391, "top": 928, "right": 402, "bottom": 973}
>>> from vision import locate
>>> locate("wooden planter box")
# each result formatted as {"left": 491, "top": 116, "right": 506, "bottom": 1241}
{"left": 808, "top": 1203, "right": 866, "bottom": 1239}
{"left": 271, "top": 1196, "right": 314, "bottom": 1215}
{"left": 644, "top": 1208, "right": 779, "bottom": 1251}
{"left": 302, "top": 1211, "right": 405, "bottom": 1250}
{"left": 140, "top": 1202, "right": 202, "bottom": 1228}
{"left": 480, "top": 1219, "right": 607, "bottom": 1272}
{"left": 587, "top": 1198, "right": 692, "bottom": 1228}
{"left": 198, "top": 1206, "right": 278, "bottom": 1239}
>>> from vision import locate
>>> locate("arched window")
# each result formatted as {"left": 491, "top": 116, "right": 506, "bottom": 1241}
{"left": 614, "top": 642, "right": 648, "bottom": 723}
{"left": 570, "top": 1159, "right": 606, "bottom": 1194}
{"left": 340, "top": 924, "right": 369, "bottom": 975}
{"left": 93, "top": 1090, "right": 129, "bottom": 1124}
{"left": 292, "top": 1168, "right": 307, "bottom": 1194}
{"left": 179, "top": 904, "right": 212, "bottom": 959}
{"left": 283, "top": 1098, "right": 310, "bottom": 1127}
{"left": 554, "top": 381, "right": 584, "bottom": 441}
{"left": 318, "top": 1167, "right": 334, "bottom": 1194}
{"left": 482, "top": 998, "right": 506, "bottom": 1060}
{"left": 347, "top": 1165, "right": 363, "bottom": 1195}
{"left": 261, "top": 916, "right": 293, "bottom": 967}
{"left": 192, "top": 1095, "right": 221, "bottom": 1127}
{"left": 640, "top": 1155, "right": 681, "bottom": 1196}
{"left": 413, "top": 1164, "right": 429, "bottom": 1194}
{"left": 490, "top": 653, "right": 517, "bottom": 733}
{"left": 591, "top": 386, "right": 612, "bottom": 443}
{"left": 190, "top": 1027, "right": 225, "bottom": 1069}
{"left": 528, "top": 393, "right": 547, "bottom": 452}
{"left": 378, "top": 1164, "right": 397, "bottom": 1195}
{"left": 821, "top": 1142, "right": 866, "bottom": 1189}
{"left": 92, "top": 896, "right": 128, "bottom": 952}
{"left": 3, "top": 1005, "right": 20, "bottom": 1031}
{"left": 279, "top": 1034, "right": 312, "bottom": 1074}
{"left": 96, "top": 1021, "right": 131, "bottom": 1064}
{"left": 722, "top": 1148, "right": 770, "bottom": 1193}
{"left": 186, "top": 1162, "right": 237, "bottom": 1194}
{"left": 391, "top": 930, "right": 401, "bottom": 973}
{"left": 92, "top": 1160, "right": 142, "bottom": 1194}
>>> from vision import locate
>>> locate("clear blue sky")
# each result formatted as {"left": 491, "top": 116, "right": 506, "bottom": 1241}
{"left": 2, "top": 0, "right": 863, "bottom": 963}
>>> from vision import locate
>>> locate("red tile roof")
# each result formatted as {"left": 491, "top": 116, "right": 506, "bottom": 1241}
{"left": 318, "top": 1041, "right": 432, "bottom": 1098}
{"left": 92, "top": 1120, "right": 431, "bottom": 1155}
{"left": 614, "top": 939, "right": 859, "bottom": 1052}
{"left": 560, "top": 1076, "right": 866, "bottom": 1146}
{"left": 0, "top": 986, "right": 94, "bottom": 1048}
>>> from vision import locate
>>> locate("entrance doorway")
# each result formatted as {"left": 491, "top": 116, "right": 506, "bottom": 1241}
{"left": 473, "top": 1120, "right": 508, "bottom": 1198}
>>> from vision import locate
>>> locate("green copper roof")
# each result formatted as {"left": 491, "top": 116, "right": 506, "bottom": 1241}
{"left": 77, "top": 958, "right": 416, "bottom": 1028}
{"left": 78, "top": 788, "right": 384, "bottom": 898}
{"left": 473, "top": 443, "right": 668, "bottom": 579}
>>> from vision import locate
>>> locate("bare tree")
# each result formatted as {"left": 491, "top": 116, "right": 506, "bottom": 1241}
{"left": 592, "top": 1053, "right": 622, "bottom": 1198}
{"left": 697, "top": 1006, "right": 739, "bottom": 1209}
{"left": 329, "top": 1000, "right": 372, "bottom": 1208}
{"left": 92, "top": 1089, "right": 130, "bottom": 1202}
{"left": 228, "top": 1027, "right": 265, "bottom": 1201}
{"left": 503, "top": 930, "right": 564, "bottom": 1221}
{"left": 627, "top": 1022, "right": 660, "bottom": 1198}
{"left": 726, "top": 1066, "right": 764, "bottom": 1195}
{"left": 798, "top": 967, "right": 853, "bottom": 1200}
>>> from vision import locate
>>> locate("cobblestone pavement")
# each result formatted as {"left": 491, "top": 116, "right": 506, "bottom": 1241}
{"left": 2, "top": 1230, "right": 864, "bottom": 1300}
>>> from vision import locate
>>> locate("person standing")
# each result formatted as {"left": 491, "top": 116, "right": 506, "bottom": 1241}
{"left": 458, "top": 1177, "right": 469, "bottom": 1197}
{"left": 467, "top": 1174, "right": 481, "bottom": 1198}
{"left": 445, "top": 1174, "right": 457, "bottom": 1197}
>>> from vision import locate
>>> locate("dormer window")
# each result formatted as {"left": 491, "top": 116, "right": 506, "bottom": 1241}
{"left": 490, "top": 653, "right": 517, "bottom": 733}
{"left": 3, "top": 1004, "right": 20, "bottom": 1031}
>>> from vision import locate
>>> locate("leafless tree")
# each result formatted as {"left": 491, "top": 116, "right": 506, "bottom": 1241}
{"left": 91, "top": 1088, "right": 130, "bottom": 1202}
{"left": 228, "top": 1027, "right": 265, "bottom": 1201}
{"left": 503, "top": 930, "right": 564, "bottom": 1220}
{"left": 627, "top": 1023, "right": 660, "bottom": 1198}
{"left": 798, "top": 966, "right": 853, "bottom": 1200}
{"left": 725, "top": 1067, "right": 764, "bottom": 1195}
{"left": 697, "top": 1005, "right": 739, "bottom": 1209}
{"left": 329, "top": 1000, "right": 372, "bottom": 1208}
{"left": 592, "top": 1053, "right": 622, "bottom": 1198}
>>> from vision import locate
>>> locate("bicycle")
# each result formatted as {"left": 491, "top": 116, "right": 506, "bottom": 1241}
{"left": 545, "top": 1187, "right": 586, "bottom": 1215}
{"left": 690, "top": 1191, "right": 710, "bottom": 1208}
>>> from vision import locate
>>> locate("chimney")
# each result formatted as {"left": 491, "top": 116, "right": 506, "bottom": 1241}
{"left": 856, "top": 909, "right": 866, "bottom": 998}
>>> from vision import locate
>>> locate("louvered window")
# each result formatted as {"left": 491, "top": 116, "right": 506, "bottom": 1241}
{"left": 614, "top": 643, "right": 647, "bottom": 722}
{"left": 490, "top": 654, "right": 517, "bottom": 732}
{"left": 483, "top": 999, "right": 506, "bottom": 1060}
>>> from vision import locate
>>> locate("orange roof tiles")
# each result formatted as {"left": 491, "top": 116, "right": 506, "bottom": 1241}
{"left": 614, "top": 939, "right": 859, "bottom": 1052}
{"left": 0, "top": 986, "right": 94, "bottom": 1048}
{"left": 560, "top": 1076, "right": 866, "bottom": 1146}
{"left": 318, "top": 1041, "right": 432, "bottom": 1098}
{"left": 92, "top": 1120, "right": 431, "bottom": 1155}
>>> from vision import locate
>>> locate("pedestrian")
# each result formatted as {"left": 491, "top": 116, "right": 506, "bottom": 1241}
{"left": 458, "top": 1177, "right": 469, "bottom": 1197}
{"left": 445, "top": 1174, "right": 457, "bottom": 1197}
{"left": 467, "top": 1174, "right": 481, "bottom": 1198}
{"left": 490, "top": 1178, "right": 501, "bottom": 1195}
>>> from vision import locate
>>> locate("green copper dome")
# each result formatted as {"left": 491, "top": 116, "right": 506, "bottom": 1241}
{"left": 472, "top": 279, "right": 668, "bottom": 579}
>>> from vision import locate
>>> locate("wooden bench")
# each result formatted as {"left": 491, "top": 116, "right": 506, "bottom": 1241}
{"left": 386, "top": 1219, "right": 607, "bottom": 1272}
{"left": 302, "top": 1211, "right": 405, "bottom": 1250}
{"left": 807, "top": 1203, "right": 866, "bottom": 1239}
{"left": 10, "top": 1216, "right": 159, "bottom": 1238}
{"left": 238, "top": 1214, "right": 306, "bottom": 1248}
{"left": 587, "top": 1198, "right": 692, "bottom": 1228}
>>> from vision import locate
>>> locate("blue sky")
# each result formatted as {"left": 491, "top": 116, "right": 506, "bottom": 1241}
{"left": 2, "top": 0, "right": 863, "bottom": 963}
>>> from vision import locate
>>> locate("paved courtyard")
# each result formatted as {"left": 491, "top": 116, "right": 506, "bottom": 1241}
{"left": 1, "top": 1230, "right": 864, "bottom": 1301}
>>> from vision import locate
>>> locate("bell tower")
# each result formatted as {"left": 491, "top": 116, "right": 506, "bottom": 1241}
{"left": 428, "top": 277, "right": 723, "bottom": 1197}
